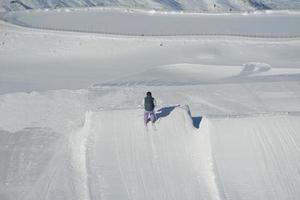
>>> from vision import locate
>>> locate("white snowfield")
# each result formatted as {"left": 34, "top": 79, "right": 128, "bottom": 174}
{"left": 1, "top": 8, "right": 300, "bottom": 200}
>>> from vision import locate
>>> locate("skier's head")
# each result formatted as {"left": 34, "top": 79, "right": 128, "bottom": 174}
{"left": 146, "top": 91, "right": 152, "bottom": 97}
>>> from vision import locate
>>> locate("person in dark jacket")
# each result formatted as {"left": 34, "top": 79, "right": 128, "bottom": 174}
{"left": 144, "top": 91, "right": 157, "bottom": 125}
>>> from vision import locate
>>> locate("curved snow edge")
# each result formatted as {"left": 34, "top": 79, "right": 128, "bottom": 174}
{"left": 181, "top": 105, "right": 222, "bottom": 199}
{"left": 69, "top": 111, "right": 93, "bottom": 200}
{"left": 173, "top": 105, "right": 222, "bottom": 199}
{"left": 4, "top": 6, "right": 300, "bottom": 16}
{"left": 2, "top": 12, "right": 300, "bottom": 38}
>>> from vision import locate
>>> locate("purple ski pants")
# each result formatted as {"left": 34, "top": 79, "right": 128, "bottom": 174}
{"left": 144, "top": 111, "right": 155, "bottom": 124}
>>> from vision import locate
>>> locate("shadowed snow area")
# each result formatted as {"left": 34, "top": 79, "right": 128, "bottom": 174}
{"left": 1, "top": 8, "right": 300, "bottom": 200}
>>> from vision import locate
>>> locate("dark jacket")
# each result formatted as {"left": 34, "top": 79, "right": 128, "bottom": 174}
{"left": 144, "top": 96, "right": 156, "bottom": 111}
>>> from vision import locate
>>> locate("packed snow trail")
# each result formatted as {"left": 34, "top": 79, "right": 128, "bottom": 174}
{"left": 79, "top": 107, "right": 220, "bottom": 200}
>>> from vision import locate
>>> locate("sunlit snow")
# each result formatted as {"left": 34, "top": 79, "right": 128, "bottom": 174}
{"left": 0, "top": 8, "right": 300, "bottom": 200}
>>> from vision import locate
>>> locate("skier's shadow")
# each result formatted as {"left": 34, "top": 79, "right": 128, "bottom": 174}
{"left": 156, "top": 105, "right": 202, "bottom": 129}
{"left": 156, "top": 106, "right": 178, "bottom": 120}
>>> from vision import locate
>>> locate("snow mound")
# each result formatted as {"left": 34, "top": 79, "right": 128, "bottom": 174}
{"left": 69, "top": 106, "right": 220, "bottom": 199}
{"left": 94, "top": 64, "right": 243, "bottom": 86}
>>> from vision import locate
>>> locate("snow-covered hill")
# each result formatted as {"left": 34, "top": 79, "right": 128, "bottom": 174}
{"left": 1, "top": 7, "right": 300, "bottom": 200}
{"left": 1, "top": 0, "right": 300, "bottom": 12}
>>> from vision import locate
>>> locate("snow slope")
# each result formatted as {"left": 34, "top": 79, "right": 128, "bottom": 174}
{"left": 0, "top": 106, "right": 218, "bottom": 200}
{"left": 82, "top": 108, "right": 219, "bottom": 200}
{"left": 211, "top": 114, "right": 300, "bottom": 200}
{"left": 1, "top": 12, "right": 300, "bottom": 94}
{"left": 1, "top": 105, "right": 299, "bottom": 199}
{"left": 2, "top": 0, "right": 300, "bottom": 12}
{"left": 1, "top": 8, "right": 300, "bottom": 200}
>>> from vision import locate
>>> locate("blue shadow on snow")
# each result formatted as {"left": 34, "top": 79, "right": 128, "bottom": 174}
{"left": 192, "top": 116, "right": 202, "bottom": 129}
{"left": 156, "top": 105, "right": 202, "bottom": 129}
{"left": 156, "top": 106, "right": 178, "bottom": 119}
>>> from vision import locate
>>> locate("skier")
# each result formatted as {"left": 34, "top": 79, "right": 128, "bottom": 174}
{"left": 144, "top": 91, "right": 157, "bottom": 126}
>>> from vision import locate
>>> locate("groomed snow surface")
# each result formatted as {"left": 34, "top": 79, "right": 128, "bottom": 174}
{"left": 1, "top": 8, "right": 300, "bottom": 200}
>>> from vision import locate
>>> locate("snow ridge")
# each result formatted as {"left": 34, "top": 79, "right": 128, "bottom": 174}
{"left": 69, "top": 111, "right": 92, "bottom": 200}
{"left": 196, "top": 116, "right": 222, "bottom": 200}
